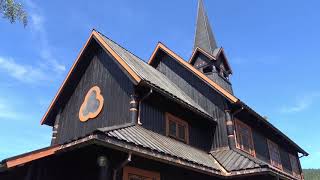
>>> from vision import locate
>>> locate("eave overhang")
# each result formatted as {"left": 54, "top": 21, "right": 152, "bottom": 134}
{"left": 189, "top": 47, "right": 233, "bottom": 74}
{"left": 0, "top": 132, "right": 302, "bottom": 180}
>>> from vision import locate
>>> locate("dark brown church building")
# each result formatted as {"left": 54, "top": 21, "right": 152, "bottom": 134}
{"left": 0, "top": 0, "right": 308, "bottom": 180}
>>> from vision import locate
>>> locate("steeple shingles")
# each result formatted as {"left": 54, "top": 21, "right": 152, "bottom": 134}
{"left": 194, "top": 0, "right": 218, "bottom": 55}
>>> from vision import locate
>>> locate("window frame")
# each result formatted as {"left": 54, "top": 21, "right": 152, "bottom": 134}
{"left": 234, "top": 119, "right": 256, "bottom": 157}
{"left": 165, "top": 113, "right": 189, "bottom": 144}
{"left": 289, "top": 154, "right": 301, "bottom": 179}
{"left": 267, "top": 139, "right": 283, "bottom": 170}
{"left": 123, "top": 166, "right": 160, "bottom": 180}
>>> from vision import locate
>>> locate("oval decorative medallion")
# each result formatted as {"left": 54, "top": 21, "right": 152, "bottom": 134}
{"left": 79, "top": 86, "right": 104, "bottom": 122}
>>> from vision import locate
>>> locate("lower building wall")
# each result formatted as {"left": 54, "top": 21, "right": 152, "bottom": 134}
{"left": 0, "top": 144, "right": 279, "bottom": 180}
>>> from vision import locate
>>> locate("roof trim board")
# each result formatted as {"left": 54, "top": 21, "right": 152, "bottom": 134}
{"left": 190, "top": 47, "right": 216, "bottom": 63}
{"left": 40, "top": 30, "right": 142, "bottom": 125}
{"left": 40, "top": 32, "right": 94, "bottom": 125}
{"left": 5, "top": 146, "right": 59, "bottom": 168}
{"left": 148, "top": 43, "right": 238, "bottom": 103}
{"left": 92, "top": 31, "right": 142, "bottom": 83}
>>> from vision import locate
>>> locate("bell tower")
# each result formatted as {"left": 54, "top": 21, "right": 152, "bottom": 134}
{"left": 190, "top": 0, "right": 233, "bottom": 94}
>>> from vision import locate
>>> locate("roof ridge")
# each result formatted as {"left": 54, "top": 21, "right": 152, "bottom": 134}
{"left": 95, "top": 30, "right": 147, "bottom": 63}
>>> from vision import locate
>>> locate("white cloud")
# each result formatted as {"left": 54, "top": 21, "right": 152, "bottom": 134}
{"left": 27, "top": 0, "right": 66, "bottom": 73}
{"left": 280, "top": 92, "right": 320, "bottom": 113}
{"left": 0, "top": 56, "right": 49, "bottom": 83}
{"left": 0, "top": 0, "right": 67, "bottom": 85}
{"left": 0, "top": 98, "right": 24, "bottom": 120}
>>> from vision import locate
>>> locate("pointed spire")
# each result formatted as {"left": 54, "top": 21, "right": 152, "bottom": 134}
{"left": 194, "top": 0, "right": 218, "bottom": 55}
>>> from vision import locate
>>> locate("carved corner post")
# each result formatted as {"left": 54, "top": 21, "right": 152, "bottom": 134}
{"left": 51, "top": 110, "right": 61, "bottom": 146}
{"left": 225, "top": 109, "right": 236, "bottom": 149}
{"left": 130, "top": 95, "right": 139, "bottom": 124}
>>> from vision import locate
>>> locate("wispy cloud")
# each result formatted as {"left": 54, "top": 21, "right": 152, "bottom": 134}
{"left": 0, "top": 56, "right": 50, "bottom": 83}
{"left": 27, "top": 1, "right": 66, "bottom": 73}
{"left": 0, "top": 98, "right": 24, "bottom": 120}
{"left": 0, "top": 0, "right": 66, "bottom": 85}
{"left": 280, "top": 92, "right": 320, "bottom": 113}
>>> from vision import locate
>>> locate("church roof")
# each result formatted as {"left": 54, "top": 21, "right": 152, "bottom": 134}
{"left": 41, "top": 30, "right": 214, "bottom": 126}
{"left": 97, "top": 31, "right": 214, "bottom": 121}
{"left": 101, "top": 125, "right": 222, "bottom": 171}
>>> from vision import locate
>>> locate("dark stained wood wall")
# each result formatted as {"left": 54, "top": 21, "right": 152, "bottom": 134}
{"left": 56, "top": 46, "right": 135, "bottom": 144}
{"left": 153, "top": 53, "right": 229, "bottom": 150}
{"left": 252, "top": 130, "right": 270, "bottom": 162}
{"left": 237, "top": 117, "right": 296, "bottom": 175}
{"left": 279, "top": 147, "right": 292, "bottom": 173}
{"left": 140, "top": 93, "right": 214, "bottom": 151}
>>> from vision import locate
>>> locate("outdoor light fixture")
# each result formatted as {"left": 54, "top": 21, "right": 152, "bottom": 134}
{"left": 97, "top": 156, "right": 109, "bottom": 167}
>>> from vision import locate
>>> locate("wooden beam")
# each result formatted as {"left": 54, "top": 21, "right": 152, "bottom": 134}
{"left": 6, "top": 146, "right": 59, "bottom": 168}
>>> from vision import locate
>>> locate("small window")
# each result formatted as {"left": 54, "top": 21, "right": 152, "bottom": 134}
{"left": 267, "top": 140, "right": 283, "bottom": 170}
{"left": 203, "top": 66, "right": 213, "bottom": 73}
{"left": 123, "top": 166, "right": 160, "bottom": 180}
{"left": 235, "top": 119, "right": 255, "bottom": 156}
{"left": 165, "top": 113, "right": 189, "bottom": 144}
{"left": 289, "top": 154, "right": 301, "bottom": 179}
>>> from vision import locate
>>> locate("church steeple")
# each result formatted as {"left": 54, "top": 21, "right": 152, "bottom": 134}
{"left": 194, "top": 0, "right": 218, "bottom": 55}
{"left": 191, "top": 0, "right": 234, "bottom": 94}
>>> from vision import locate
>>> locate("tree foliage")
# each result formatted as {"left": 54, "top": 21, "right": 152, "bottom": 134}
{"left": 303, "top": 169, "right": 320, "bottom": 180}
{"left": 0, "top": 0, "right": 27, "bottom": 27}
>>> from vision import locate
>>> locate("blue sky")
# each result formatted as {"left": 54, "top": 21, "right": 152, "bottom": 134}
{"left": 0, "top": 0, "right": 319, "bottom": 169}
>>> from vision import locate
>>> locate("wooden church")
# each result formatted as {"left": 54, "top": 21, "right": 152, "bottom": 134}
{"left": 0, "top": 0, "right": 308, "bottom": 179}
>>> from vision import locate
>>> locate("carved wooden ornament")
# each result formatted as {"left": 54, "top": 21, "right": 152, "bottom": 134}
{"left": 79, "top": 86, "right": 104, "bottom": 122}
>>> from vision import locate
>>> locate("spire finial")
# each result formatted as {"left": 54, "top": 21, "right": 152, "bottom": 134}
{"left": 194, "top": 0, "right": 218, "bottom": 54}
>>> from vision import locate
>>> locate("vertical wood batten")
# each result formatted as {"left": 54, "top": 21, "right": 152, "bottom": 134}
{"left": 56, "top": 45, "right": 134, "bottom": 144}
{"left": 154, "top": 54, "right": 229, "bottom": 150}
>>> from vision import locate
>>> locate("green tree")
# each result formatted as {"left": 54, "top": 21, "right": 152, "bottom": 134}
{"left": 0, "top": 0, "right": 27, "bottom": 27}
{"left": 303, "top": 169, "right": 320, "bottom": 180}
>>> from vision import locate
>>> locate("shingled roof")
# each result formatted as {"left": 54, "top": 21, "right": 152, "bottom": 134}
{"left": 210, "top": 149, "right": 267, "bottom": 172}
{"left": 96, "top": 31, "right": 214, "bottom": 121}
{"left": 99, "top": 125, "right": 222, "bottom": 172}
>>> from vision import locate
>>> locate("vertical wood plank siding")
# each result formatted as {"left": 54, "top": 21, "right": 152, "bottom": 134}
{"left": 279, "top": 147, "right": 292, "bottom": 173}
{"left": 140, "top": 98, "right": 165, "bottom": 135}
{"left": 252, "top": 130, "right": 270, "bottom": 162}
{"left": 56, "top": 46, "right": 134, "bottom": 144}
{"left": 240, "top": 117, "right": 298, "bottom": 175}
{"left": 154, "top": 54, "right": 228, "bottom": 150}
{"left": 140, "top": 95, "right": 214, "bottom": 151}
